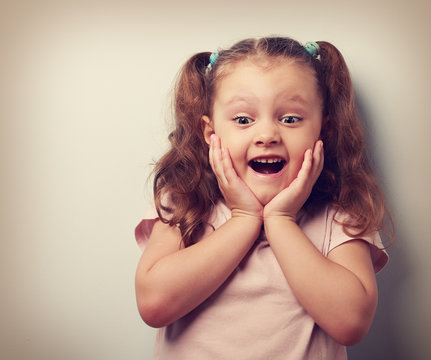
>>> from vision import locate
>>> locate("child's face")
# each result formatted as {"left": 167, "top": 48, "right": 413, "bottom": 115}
{"left": 203, "top": 58, "right": 323, "bottom": 205}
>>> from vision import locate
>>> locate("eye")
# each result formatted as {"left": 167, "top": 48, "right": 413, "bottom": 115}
{"left": 280, "top": 116, "right": 302, "bottom": 124}
{"left": 233, "top": 116, "right": 254, "bottom": 125}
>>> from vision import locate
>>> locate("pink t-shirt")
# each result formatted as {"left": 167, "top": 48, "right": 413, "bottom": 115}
{"left": 135, "top": 201, "right": 388, "bottom": 359}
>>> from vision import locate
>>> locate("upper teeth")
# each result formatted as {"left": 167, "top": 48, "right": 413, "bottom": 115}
{"left": 252, "top": 158, "right": 283, "bottom": 164}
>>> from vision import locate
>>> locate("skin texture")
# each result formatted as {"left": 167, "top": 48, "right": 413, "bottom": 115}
{"left": 202, "top": 59, "right": 323, "bottom": 216}
{"left": 136, "top": 58, "right": 378, "bottom": 346}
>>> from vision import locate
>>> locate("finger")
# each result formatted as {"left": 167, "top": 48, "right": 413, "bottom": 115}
{"left": 221, "top": 147, "right": 239, "bottom": 183}
{"left": 311, "top": 140, "right": 324, "bottom": 180}
{"left": 296, "top": 148, "right": 313, "bottom": 182}
{"left": 208, "top": 134, "right": 215, "bottom": 168}
{"left": 210, "top": 135, "right": 227, "bottom": 183}
{"left": 209, "top": 134, "right": 218, "bottom": 171}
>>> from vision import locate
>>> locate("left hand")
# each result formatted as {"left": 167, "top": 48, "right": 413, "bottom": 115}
{"left": 263, "top": 140, "right": 324, "bottom": 221}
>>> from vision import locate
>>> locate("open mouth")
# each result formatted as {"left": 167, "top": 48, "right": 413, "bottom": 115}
{"left": 249, "top": 158, "right": 286, "bottom": 174}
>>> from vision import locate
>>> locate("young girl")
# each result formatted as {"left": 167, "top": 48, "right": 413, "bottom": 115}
{"left": 135, "top": 36, "right": 391, "bottom": 359}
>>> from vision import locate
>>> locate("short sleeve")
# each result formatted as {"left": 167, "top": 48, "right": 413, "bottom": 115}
{"left": 328, "top": 209, "right": 389, "bottom": 273}
{"left": 135, "top": 202, "right": 159, "bottom": 251}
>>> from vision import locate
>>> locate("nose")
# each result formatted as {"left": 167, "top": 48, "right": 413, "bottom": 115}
{"left": 254, "top": 120, "right": 280, "bottom": 146}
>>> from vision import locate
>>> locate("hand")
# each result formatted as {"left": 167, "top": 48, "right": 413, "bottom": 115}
{"left": 209, "top": 134, "right": 263, "bottom": 219}
{"left": 263, "top": 140, "right": 324, "bottom": 221}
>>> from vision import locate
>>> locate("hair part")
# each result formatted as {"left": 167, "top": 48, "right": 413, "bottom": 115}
{"left": 152, "top": 36, "right": 394, "bottom": 247}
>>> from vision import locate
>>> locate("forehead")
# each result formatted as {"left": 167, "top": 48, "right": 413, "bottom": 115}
{"left": 213, "top": 58, "right": 321, "bottom": 107}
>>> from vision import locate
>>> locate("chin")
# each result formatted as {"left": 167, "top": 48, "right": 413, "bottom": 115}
{"left": 255, "top": 191, "right": 278, "bottom": 206}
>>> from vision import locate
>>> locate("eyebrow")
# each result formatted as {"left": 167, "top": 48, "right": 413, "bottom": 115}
{"left": 283, "top": 95, "right": 309, "bottom": 106}
{"left": 222, "top": 93, "right": 310, "bottom": 109}
{"left": 224, "top": 95, "right": 256, "bottom": 106}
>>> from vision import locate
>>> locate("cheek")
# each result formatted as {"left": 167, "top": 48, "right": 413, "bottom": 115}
{"left": 215, "top": 132, "right": 234, "bottom": 152}
{"left": 215, "top": 132, "right": 244, "bottom": 163}
{"left": 221, "top": 142, "right": 250, "bottom": 177}
{"left": 285, "top": 138, "right": 317, "bottom": 179}
{"left": 289, "top": 138, "right": 314, "bottom": 161}
{"left": 289, "top": 126, "right": 321, "bottom": 158}
{"left": 224, "top": 142, "right": 245, "bottom": 167}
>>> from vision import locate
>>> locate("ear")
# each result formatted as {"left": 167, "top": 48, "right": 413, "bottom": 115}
{"left": 201, "top": 115, "right": 214, "bottom": 145}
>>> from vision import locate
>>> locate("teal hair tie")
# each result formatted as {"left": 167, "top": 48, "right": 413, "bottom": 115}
{"left": 209, "top": 52, "right": 219, "bottom": 67}
{"left": 304, "top": 41, "right": 320, "bottom": 58}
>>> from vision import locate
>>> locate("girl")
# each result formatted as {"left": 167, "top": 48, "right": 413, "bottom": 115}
{"left": 135, "top": 36, "right": 391, "bottom": 359}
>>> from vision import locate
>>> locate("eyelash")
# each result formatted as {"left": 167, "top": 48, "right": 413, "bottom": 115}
{"left": 280, "top": 116, "right": 303, "bottom": 124}
{"left": 232, "top": 115, "right": 303, "bottom": 125}
{"left": 233, "top": 116, "right": 253, "bottom": 125}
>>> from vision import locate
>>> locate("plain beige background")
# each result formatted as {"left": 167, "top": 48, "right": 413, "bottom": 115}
{"left": 1, "top": 0, "right": 430, "bottom": 359}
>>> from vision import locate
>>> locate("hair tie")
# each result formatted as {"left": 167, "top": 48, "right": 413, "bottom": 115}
{"left": 304, "top": 41, "right": 320, "bottom": 58}
{"left": 206, "top": 52, "right": 219, "bottom": 73}
{"left": 209, "top": 52, "right": 219, "bottom": 66}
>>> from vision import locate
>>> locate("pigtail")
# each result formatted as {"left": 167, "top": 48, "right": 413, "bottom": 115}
{"left": 316, "top": 42, "right": 392, "bottom": 238}
{"left": 151, "top": 36, "right": 393, "bottom": 246}
{"left": 175, "top": 52, "right": 210, "bottom": 135}
{"left": 153, "top": 52, "right": 220, "bottom": 247}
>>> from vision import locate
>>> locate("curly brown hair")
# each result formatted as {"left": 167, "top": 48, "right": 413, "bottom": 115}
{"left": 152, "top": 36, "right": 393, "bottom": 247}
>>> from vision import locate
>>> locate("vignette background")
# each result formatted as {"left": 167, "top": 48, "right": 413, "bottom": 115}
{"left": 1, "top": 0, "right": 430, "bottom": 359}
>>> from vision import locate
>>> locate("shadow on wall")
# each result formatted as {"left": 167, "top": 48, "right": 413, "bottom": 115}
{"left": 347, "top": 91, "right": 410, "bottom": 360}
{"left": 348, "top": 239, "right": 409, "bottom": 360}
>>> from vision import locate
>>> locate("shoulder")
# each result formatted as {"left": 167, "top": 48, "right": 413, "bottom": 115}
{"left": 135, "top": 202, "right": 159, "bottom": 251}
{"left": 329, "top": 206, "right": 389, "bottom": 273}
{"left": 135, "top": 193, "right": 177, "bottom": 251}
{"left": 299, "top": 204, "right": 389, "bottom": 273}
{"left": 135, "top": 199, "right": 231, "bottom": 251}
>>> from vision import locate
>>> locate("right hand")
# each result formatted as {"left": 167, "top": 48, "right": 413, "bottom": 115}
{"left": 209, "top": 134, "right": 263, "bottom": 219}
{"left": 263, "top": 140, "right": 324, "bottom": 221}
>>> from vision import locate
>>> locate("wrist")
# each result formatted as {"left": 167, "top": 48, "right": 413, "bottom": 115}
{"left": 228, "top": 212, "right": 263, "bottom": 241}
{"left": 231, "top": 209, "right": 263, "bottom": 228}
{"left": 231, "top": 208, "right": 263, "bottom": 221}
{"left": 263, "top": 208, "right": 297, "bottom": 223}
{"left": 263, "top": 212, "right": 297, "bottom": 226}
{"left": 263, "top": 214, "right": 300, "bottom": 243}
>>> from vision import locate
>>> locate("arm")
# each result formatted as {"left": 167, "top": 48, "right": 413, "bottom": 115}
{"left": 264, "top": 218, "right": 377, "bottom": 346}
{"left": 264, "top": 141, "right": 377, "bottom": 345}
{"left": 135, "top": 214, "right": 261, "bottom": 328}
{"left": 135, "top": 134, "right": 263, "bottom": 328}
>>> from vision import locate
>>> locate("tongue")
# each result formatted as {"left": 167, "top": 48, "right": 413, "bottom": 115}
{"left": 251, "top": 161, "right": 284, "bottom": 174}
